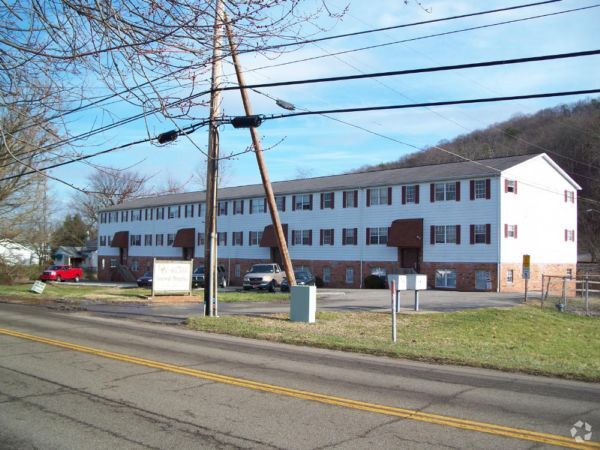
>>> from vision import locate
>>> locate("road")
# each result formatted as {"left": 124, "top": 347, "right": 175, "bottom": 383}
{"left": 80, "top": 288, "right": 525, "bottom": 324}
{"left": 1, "top": 302, "right": 598, "bottom": 449}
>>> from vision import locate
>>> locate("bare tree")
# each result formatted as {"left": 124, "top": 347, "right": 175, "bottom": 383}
{"left": 70, "top": 167, "right": 154, "bottom": 236}
{"left": 192, "top": 157, "right": 232, "bottom": 190}
{"left": 1, "top": 1, "right": 344, "bottom": 130}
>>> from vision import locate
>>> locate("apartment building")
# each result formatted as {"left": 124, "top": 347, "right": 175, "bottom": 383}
{"left": 97, "top": 153, "right": 579, "bottom": 291}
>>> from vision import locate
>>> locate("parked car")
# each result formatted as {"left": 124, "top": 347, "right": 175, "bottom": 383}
{"left": 40, "top": 265, "right": 83, "bottom": 282}
{"left": 192, "top": 265, "right": 227, "bottom": 288}
{"left": 243, "top": 263, "right": 285, "bottom": 292}
{"left": 136, "top": 272, "right": 153, "bottom": 288}
{"left": 280, "top": 270, "right": 316, "bottom": 292}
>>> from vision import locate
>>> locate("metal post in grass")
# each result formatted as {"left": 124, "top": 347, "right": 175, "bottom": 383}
{"left": 585, "top": 276, "right": 590, "bottom": 316}
{"left": 562, "top": 277, "right": 567, "bottom": 310}
{"left": 391, "top": 280, "right": 397, "bottom": 343}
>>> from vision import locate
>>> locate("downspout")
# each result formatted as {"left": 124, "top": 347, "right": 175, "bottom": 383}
{"left": 359, "top": 187, "right": 365, "bottom": 288}
{"left": 497, "top": 175, "right": 502, "bottom": 292}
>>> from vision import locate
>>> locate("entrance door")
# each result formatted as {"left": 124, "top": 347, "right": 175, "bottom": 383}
{"left": 182, "top": 247, "right": 194, "bottom": 260}
{"left": 119, "top": 248, "right": 128, "bottom": 265}
{"left": 399, "top": 248, "right": 420, "bottom": 272}
{"left": 475, "top": 270, "right": 491, "bottom": 290}
{"left": 270, "top": 247, "right": 282, "bottom": 266}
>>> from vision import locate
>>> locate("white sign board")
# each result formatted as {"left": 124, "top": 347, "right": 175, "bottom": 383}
{"left": 152, "top": 259, "right": 193, "bottom": 296}
{"left": 30, "top": 280, "right": 46, "bottom": 294}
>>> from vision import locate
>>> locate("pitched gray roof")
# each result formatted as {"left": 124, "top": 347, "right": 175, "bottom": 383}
{"left": 101, "top": 153, "right": 539, "bottom": 212}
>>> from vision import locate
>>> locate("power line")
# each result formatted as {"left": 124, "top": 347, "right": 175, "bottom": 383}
{"left": 5, "top": 47, "right": 598, "bottom": 170}
{"left": 260, "top": 89, "right": 600, "bottom": 121}
{"left": 235, "top": 0, "right": 562, "bottom": 53}
{"left": 219, "top": 49, "right": 600, "bottom": 92}
{"left": 240, "top": 4, "right": 600, "bottom": 74}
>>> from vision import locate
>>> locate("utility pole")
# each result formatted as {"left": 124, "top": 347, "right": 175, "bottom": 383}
{"left": 224, "top": 16, "right": 296, "bottom": 288}
{"left": 204, "top": 0, "right": 224, "bottom": 317}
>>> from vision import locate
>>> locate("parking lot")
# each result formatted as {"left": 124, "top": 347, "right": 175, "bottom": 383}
{"left": 81, "top": 285, "right": 525, "bottom": 323}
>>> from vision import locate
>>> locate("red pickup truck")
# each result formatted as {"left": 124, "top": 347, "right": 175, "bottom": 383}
{"left": 40, "top": 265, "right": 83, "bottom": 282}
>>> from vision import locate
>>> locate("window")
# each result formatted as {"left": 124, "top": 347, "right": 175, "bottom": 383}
{"left": 505, "top": 179, "right": 517, "bottom": 193}
{"left": 249, "top": 231, "right": 263, "bottom": 246}
{"left": 320, "top": 229, "right": 334, "bottom": 246}
{"left": 235, "top": 264, "right": 241, "bottom": 278}
{"left": 506, "top": 270, "right": 514, "bottom": 283}
{"left": 402, "top": 185, "right": 419, "bottom": 204}
{"left": 129, "top": 235, "right": 141, "bottom": 246}
{"left": 342, "top": 228, "right": 357, "bottom": 245}
{"left": 196, "top": 233, "right": 205, "bottom": 246}
{"left": 323, "top": 267, "right": 331, "bottom": 283}
{"left": 167, "top": 234, "right": 175, "bottom": 246}
{"left": 343, "top": 190, "right": 357, "bottom": 208}
{"left": 184, "top": 204, "right": 194, "bottom": 218}
{"left": 293, "top": 194, "right": 312, "bottom": 211}
{"left": 505, "top": 224, "right": 518, "bottom": 238}
{"left": 292, "top": 229, "right": 312, "bottom": 245}
{"left": 144, "top": 234, "right": 153, "bottom": 246}
{"left": 130, "top": 260, "right": 139, "bottom": 272}
{"left": 168, "top": 206, "right": 179, "bottom": 219}
{"left": 566, "top": 268, "right": 573, "bottom": 279}
{"left": 475, "top": 180, "right": 486, "bottom": 199}
{"left": 367, "top": 227, "right": 388, "bottom": 245}
{"left": 433, "top": 225, "right": 460, "bottom": 244}
{"left": 233, "top": 200, "right": 244, "bottom": 215}
{"left": 434, "top": 182, "right": 457, "bottom": 201}
{"left": 470, "top": 224, "right": 490, "bottom": 244}
{"left": 218, "top": 201, "right": 228, "bottom": 216}
{"left": 109, "top": 211, "right": 118, "bottom": 223}
{"left": 275, "top": 196, "right": 286, "bottom": 212}
{"left": 368, "top": 187, "right": 390, "bottom": 206}
{"left": 110, "top": 258, "right": 117, "bottom": 268}
{"left": 565, "top": 229, "right": 575, "bottom": 242}
{"left": 156, "top": 207, "right": 165, "bottom": 220}
{"left": 435, "top": 269, "right": 456, "bottom": 288}
{"left": 156, "top": 234, "right": 164, "bottom": 246}
{"left": 251, "top": 198, "right": 265, "bottom": 214}
{"left": 217, "top": 232, "right": 227, "bottom": 246}
{"left": 565, "top": 190, "right": 575, "bottom": 203}
{"left": 198, "top": 204, "right": 203, "bottom": 217}
{"left": 99, "top": 236, "right": 106, "bottom": 246}
{"left": 232, "top": 231, "right": 243, "bottom": 246}
{"left": 131, "top": 209, "right": 142, "bottom": 221}
{"left": 321, "top": 192, "right": 334, "bottom": 209}
{"left": 121, "top": 210, "right": 129, "bottom": 222}
{"left": 345, "top": 267, "right": 354, "bottom": 284}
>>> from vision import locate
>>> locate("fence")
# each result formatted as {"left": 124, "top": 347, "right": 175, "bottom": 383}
{"left": 540, "top": 274, "right": 598, "bottom": 316}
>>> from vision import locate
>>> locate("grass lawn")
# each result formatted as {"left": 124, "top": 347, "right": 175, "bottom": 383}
{"left": 0, "top": 283, "right": 289, "bottom": 304}
{"left": 187, "top": 306, "right": 600, "bottom": 381}
{"left": 0, "top": 283, "right": 150, "bottom": 303}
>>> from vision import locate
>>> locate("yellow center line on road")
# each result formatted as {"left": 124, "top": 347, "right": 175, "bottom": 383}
{"left": 1, "top": 327, "right": 597, "bottom": 450}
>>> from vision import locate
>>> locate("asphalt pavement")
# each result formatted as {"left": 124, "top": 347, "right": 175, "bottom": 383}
{"left": 1, "top": 303, "right": 598, "bottom": 449}
{"left": 80, "top": 287, "right": 525, "bottom": 323}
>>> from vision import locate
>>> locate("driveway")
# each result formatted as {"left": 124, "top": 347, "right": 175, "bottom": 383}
{"left": 80, "top": 288, "right": 525, "bottom": 323}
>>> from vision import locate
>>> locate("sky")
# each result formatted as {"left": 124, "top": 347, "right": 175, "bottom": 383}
{"left": 49, "top": 0, "right": 600, "bottom": 213}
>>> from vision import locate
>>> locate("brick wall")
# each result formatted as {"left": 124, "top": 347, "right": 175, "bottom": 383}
{"left": 499, "top": 263, "right": 576, "bottom": 294}
{"left": 420, "top": 262, "right": 498, "bottom": 291}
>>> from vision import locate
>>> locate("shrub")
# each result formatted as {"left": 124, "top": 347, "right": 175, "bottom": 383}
{"left": 364, "top": 274, "right": 386, "bottom": 289}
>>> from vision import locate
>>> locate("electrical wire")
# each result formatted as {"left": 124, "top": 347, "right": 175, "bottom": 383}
{"left": 239, "top": 4, "right": 600, "bottom": 75}
{"left": 234, "top": 0, "right": 563, "bottom": 54}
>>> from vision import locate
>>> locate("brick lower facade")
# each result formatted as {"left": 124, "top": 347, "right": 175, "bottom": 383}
{"left": 97, "top": 254, "right": 576, "bottom": 293}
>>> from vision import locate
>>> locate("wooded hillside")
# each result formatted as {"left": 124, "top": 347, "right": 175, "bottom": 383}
{"left": 354, "top": 98, "right": 600, "bottom": 260}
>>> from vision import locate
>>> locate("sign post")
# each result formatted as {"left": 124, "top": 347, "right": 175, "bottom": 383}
{"left": 390, "top": 280, "right": 397, "bottom": 343}
{"left": 522, "top": 254, "right": 531, "bottom": 303}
